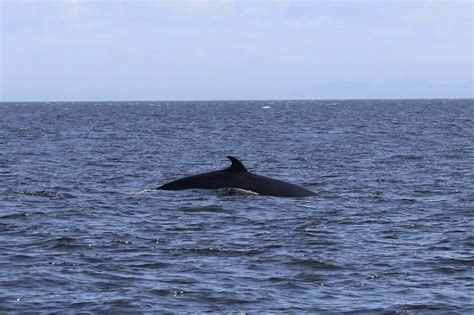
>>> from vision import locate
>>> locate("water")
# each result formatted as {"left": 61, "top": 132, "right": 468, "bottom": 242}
{"left": 1, "top": 99, "right": 473, "bottom": 312}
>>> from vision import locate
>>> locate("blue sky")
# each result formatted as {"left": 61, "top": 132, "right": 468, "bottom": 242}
{"left": 1, "top": 0, "right": 472, "bottom": 101}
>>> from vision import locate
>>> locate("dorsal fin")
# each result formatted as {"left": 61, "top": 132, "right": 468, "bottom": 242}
{"left": 226, "top": 156, "right": 248, "bottom": 173}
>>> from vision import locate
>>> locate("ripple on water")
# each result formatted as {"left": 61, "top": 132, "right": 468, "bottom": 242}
{"left": 19, "top": 190, "right": 76, "bottom": 200}
{"left": 286, "top": 258, "right": 344, "bottom": 270}
{"left": 0, "top": 211, "right": 46, "bottom": 220}
{"left": 181, "top": 205, "right": 229, "bottom": 213}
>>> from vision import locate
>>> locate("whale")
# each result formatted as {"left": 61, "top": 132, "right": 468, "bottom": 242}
{"left": 158, "top": 156, "right": 316, "bottom": 197}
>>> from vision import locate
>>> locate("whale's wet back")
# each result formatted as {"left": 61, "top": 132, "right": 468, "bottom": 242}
{"left": 158, "top": 156, "right": 316, "bottom": 197}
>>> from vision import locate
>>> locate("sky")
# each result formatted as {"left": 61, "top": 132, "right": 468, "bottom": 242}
{"left": 0, "top": 0, "right": 473, "bottom": 101}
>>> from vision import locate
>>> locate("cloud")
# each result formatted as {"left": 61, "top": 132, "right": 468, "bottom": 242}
{"left": 149, "top": 0, "right": 235, "bottom": 17}
{"left": 241, "top": 0, "right": 293, "bottom": 16}
{"left": 61, "top": 0, "right": 95, "bottom": 20}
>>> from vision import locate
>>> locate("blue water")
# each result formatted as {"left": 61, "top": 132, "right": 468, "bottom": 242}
{"left": 1, "top": 99, "right": 473, "bottom": 312}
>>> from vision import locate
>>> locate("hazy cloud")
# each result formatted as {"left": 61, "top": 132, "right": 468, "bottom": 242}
{"left": 1, "top": 0, "right": 472, "bottom": 101}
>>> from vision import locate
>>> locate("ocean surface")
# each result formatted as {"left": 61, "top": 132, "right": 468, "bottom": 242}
{"left": 0, "top": 99, "right": 473, "bottom": 313}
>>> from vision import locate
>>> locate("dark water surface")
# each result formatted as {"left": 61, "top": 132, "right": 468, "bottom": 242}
{"left": 1, "top": 100, "right": 473, "bottom": 313}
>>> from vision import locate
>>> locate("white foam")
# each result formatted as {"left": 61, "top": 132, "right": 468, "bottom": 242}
{"left": 218, "top": 188, "right": 259, "bottom": 195}
{"left": 128, "top": 189, "right": 158, "bottom": 195}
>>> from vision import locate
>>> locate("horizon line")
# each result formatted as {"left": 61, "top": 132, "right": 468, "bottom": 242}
{"left": 1, "top": 97, "right": 473, "bottom": 104}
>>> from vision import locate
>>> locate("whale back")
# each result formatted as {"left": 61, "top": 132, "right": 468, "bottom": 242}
{"left": 158, "top": 156, "right": 315, "bottom": 197}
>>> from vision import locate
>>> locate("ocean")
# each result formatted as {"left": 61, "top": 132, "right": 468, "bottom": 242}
{"left": 1, "top": 99, "right": 473, "bottom": 312}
